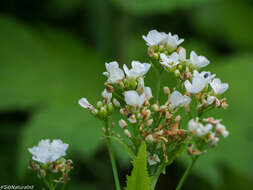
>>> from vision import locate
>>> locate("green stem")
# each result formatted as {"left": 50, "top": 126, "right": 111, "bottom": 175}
{"left": 155, "top": 70, "right": 164, "bottom": 104}
{"left": 42, "top": 177, "right": 55, "bottom": 190}
{"left": 104, "top": 119, "right": 121, "bottom": 190}
{"left": 175, "top": 156, "right": 199, "bottom": 190}
{"left": 151, "top": 163, "right": 166, "bottom": 190}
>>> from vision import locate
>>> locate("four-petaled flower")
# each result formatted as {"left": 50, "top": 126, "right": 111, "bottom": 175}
{"left": 189, "top": 51, "right": 210, "bottom": 68}
{"left": 124, "top": 90, "right": 145, "bottom": 108}
{"left": 28, "top": 139, "right": 69, "bottom": 164}
{"left": 123, "top": 61, "right": 151, "bottom": 79}
{"left": 210, "top": 78, "right": 229, "bottom": 95}
{"left": 103, "top": 61, "right": 125, "bottom": 84}
{"left": 169, "top": 91, "right": 191, "bottom": 109}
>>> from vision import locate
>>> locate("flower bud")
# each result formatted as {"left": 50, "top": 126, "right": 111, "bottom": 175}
{"left": 146, "top": 119, "right": 153, "bottom": 126}
{"left": 99, "top": 106, "right": 107, "bottom": 118}
{"left": 119, "top": 119, "right": 127, "bottom": 128}
{"left": 145, "top": 134, "right": 154, "bottom": 143}
{"left": 163, "top": 86, "right": 170, "bottom": 95}
{"left": 107, "top": 103, "right": 114, "bottom": 114}
{"left": 128, "top": 114, "right": 137, "bottom": 123}
{"left": 113, "top": 98, "right": 121, "bottom": 107}
{"left": 153, "top": 53, "right": 159, "bottom": 60}
{"left": 174, "top": 69, "right": 180, "bottom": 77}
{"left": 151, "top": 104, "right": 160, "bottom": 112}
{"left": 91, "top": 109, "right": 98, "bottom": 116}
{"left": 97, "top": 101, "right": 103, "bottom": 109}
{"left": 175, "top": 115, "right": 181, "bottom": 122}
{"left": 124, "top": 129, "right": 131, "bottom": 138}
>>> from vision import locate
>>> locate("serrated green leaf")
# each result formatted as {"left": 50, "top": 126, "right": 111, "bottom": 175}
{"left": 125, "top": 142, "right": 151, "bottom": 190}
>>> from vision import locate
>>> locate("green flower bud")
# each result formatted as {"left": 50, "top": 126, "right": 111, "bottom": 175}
{"left": 99, "top": 106, "right": 107, "bottom": 118}
{"left": 153, "top": 53, "right": 159, "bottom": 60}
{"left": 91, "top": 109, "right": 98, "bottom": 116}
{"left": 107, "top": 103, "right": 115, "bottom": 114}
{"left": 97, "top": 101, "right": 103, "bottom": 109}
{"left": 174, "top": 69, "right": 180, "bottom": 77}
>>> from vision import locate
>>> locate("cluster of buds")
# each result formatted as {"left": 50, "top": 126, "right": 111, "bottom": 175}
{"left": 79, "top": 30, "right": 230, "bottom": 178}
{"left": 28, "top": 139, "right": 73, "bottom": 187}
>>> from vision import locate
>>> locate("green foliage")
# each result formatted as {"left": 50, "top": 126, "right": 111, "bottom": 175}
{"left": 125, "top": 143, "right": 151, "bottom": 190}
{"left": 0, "top": 16, "right": 107, "bottom": 178}
{"left": 109, "top": 0, "right": 217, "bottom": 16}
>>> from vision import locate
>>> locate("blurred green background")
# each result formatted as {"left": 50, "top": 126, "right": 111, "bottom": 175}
{"left": 0, "top": 0, "right": 253, "bottom": 189}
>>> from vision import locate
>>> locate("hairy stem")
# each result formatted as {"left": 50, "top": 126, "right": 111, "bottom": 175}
{"left": 175, "top": 156, "right": 199, "bottom": 190}
{"left": 104, "top": 119, "right": 121, "bottom": 190}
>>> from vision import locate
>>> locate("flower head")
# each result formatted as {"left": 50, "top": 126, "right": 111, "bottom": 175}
{"left": 216, "top": 123, "right": 229, "bottom": 137}
{"left": 123, "top": 61, "right": 151, "bottom": 79}
{"left": 142, "top": 30, "right": 184, "bottom": 50}
{"left": 189, "top": 51, "right": 209, "bottom": 68}
{"left": 169, "top": 91, "right": 191, "bottom": 109}
{"left": 124, "top": 90, "right": 145, "bottom": 108}
{"left": 28, "top": 139, "right": 69, "bottom": 164}
{"left": 210, "top": 78, "right": 229, "bottom": 95}
{"left": 160, "top": 53, "right": 180, "bottom": 69}
{"left": 188, "top": 119, "right": 213, "bottom": 136}
{"left": 103, "top": 61, "right": 125, "bottom": 84}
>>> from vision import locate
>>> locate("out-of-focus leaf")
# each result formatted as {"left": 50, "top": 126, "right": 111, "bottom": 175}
{"left": 0, "top": 16, "right": 109, "bottom": 178}
{"left": 46, "top": 0, "right": 85, "bottom": 15}
{"left": 180, "top": 54, "right": 253, "bottom": 186}
{"left": 109, "top": 0, "right": 217, "bottom": 16}
{"left": 193, "top": 0, "right": 253, "bottom": 48}
{"left": 125, "top": 142, "right": 151, "bottom": 190}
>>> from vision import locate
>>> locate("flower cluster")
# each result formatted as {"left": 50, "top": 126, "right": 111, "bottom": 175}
{"left": 28, "top": 139, "right": 73, "bottom": 186}
{"left": 79, "top": 30, "right": 230, "bottom": 189}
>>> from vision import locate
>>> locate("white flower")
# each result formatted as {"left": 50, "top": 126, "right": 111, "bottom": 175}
{"left": 184, "top": 70, "right": 215, "bottom": 94}
{"left": 123, "top": 61, "right": 151, "bottom": 79}
{"left": 160, "top": 53, "right": 179, "bottom": 68}
{"left": 148, "top": 153, "right": 160, "bottom": 166}
{"left": 207, "top": 96, "right": 216, "bottom": 105}
{"left": 188, "top": 119, "right": 213, "bottom": 136}
{"left": 79, "top": 98, "right": 94, "bottom": 110}
{"left": 142, "top": 30, "right": 168, "bottom": 46}
{"left": 189, "top": 51, "right": 209, "bottom": 68}
{"left": 28, "top": 139, "right": 69, "bottom": 164}
{"left": 142, "top": 30, "right": 184, "bottom": 50}
{"left": 208, "top": 133, "right": 219, "bottom": 145}
{"left": 210, "top": 78, "right": 229, "bottom": 95}
{"left": 144, "top": 87, "right": 153, "bottom": 100}
{"left": 167, "top": 32, "right": 184, "bottom": 50}
{"left": 124, "top": 90, "right": 145, "bottom": 108}
{"left": 102, "top": 89, "right": 112, "bottom": 102}
{"left": 169, "top": 91, "right": 191, "bottom": 109}
{"left": 103, "top": 61, "right": 125, "bottom": 84}
{"left": 216, "top": 123, "right": 229, "bottom": 138}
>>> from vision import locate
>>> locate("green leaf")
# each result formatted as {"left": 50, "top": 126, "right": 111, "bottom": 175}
{"left": 106, "top": 136, "right": 135, "bottom": 159}
{"left": 125, "top": 142, "right": 151, "bottom": 190}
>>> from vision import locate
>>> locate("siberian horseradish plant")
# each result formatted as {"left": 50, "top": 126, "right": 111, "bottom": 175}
{"left": 28, "top": 30, "right": 229, "bottom": 190}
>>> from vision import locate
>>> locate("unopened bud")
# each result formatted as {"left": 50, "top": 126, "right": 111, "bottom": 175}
{"left": 145, "top": 134, "right": 154, "bottom": 143}
{"left": 119, "top": 119, "right": 127, "bottom": 128}
{"left": 174, "top": 69, "right": 180, "bottom": 77}
{"left": 124, "top": 129, "right": 131, "bottom": 138}
{"left": 153, "top": 53, "right": 159, "bottom": 60}
{"left": 175, "top": 115, "right": 181, "bottom": 122}
{"left": 91, "top": 109, "right": 98, "bottom": 116}
{"left": 97, "top": 101, "right": 103, "bottom": 109}
{"left": 107, "top": 103, "right": 114, "bottom": 114}
{"left": 128, "top": 114, "right": 137, "bottom": 123}
{"left": 163, "top": 86, "right": 170, "bottom": 95}
{"left": 99, "top": 106, "right": 107, "bottom": 118}
{"left": 113, "top": 98, "right": 121, "bottom": 107}
{"left": 146, "top": 119, "right": 153, "bottom": 126}
{"left": 151, "top": 104, "right": 160, "bottom": 112}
